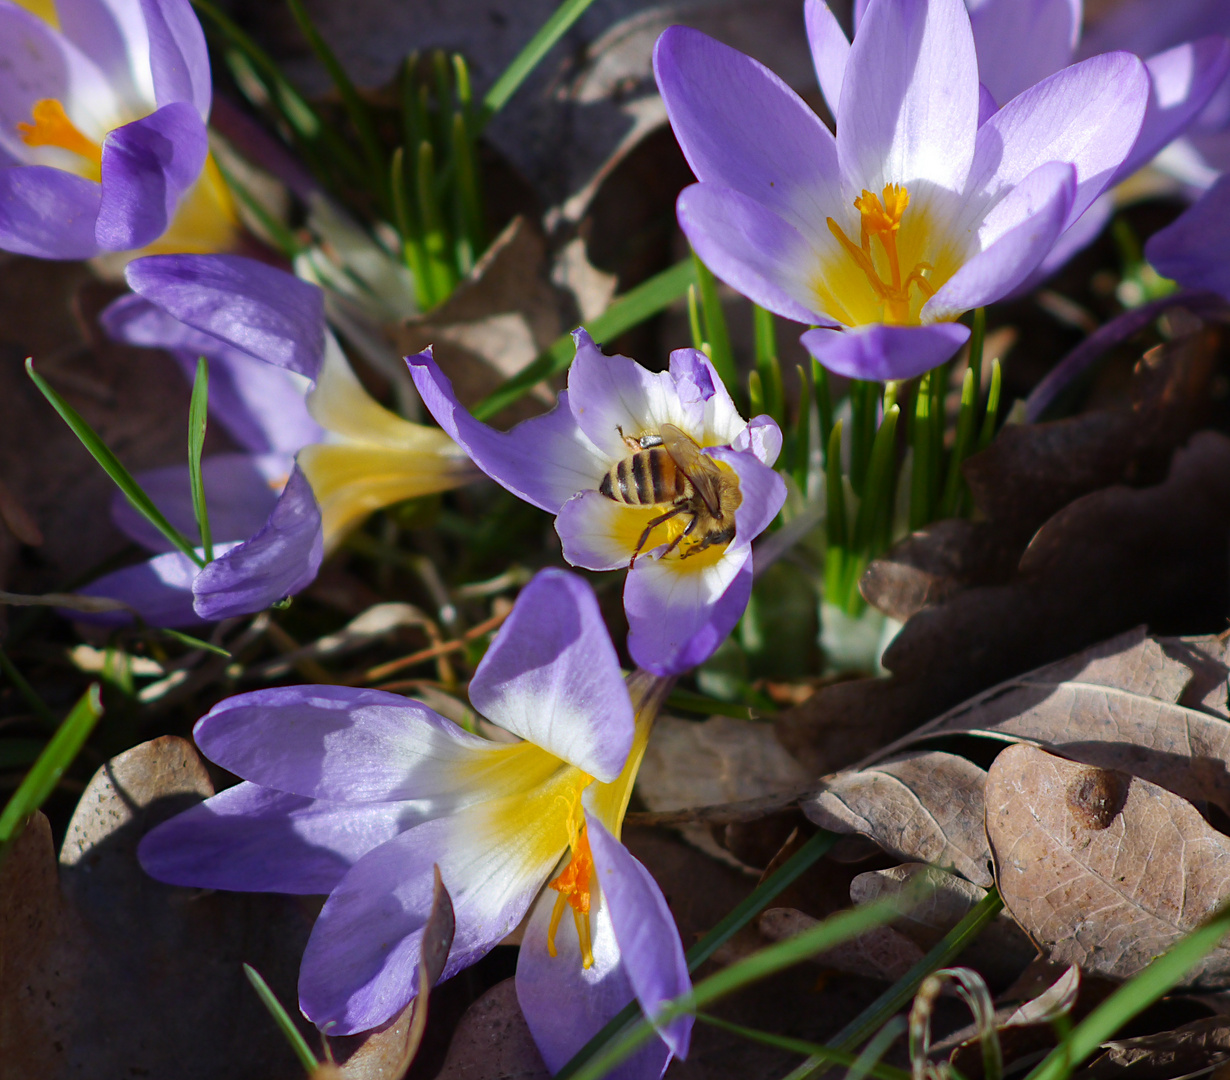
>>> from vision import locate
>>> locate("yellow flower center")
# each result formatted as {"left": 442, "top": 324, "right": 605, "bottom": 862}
{"left": 546, "top": 779, "right": 596, "bottom": 969}
{"left": 826, "top": 184, "right": 937, "bottom": 325}
{"left": 18, "top": 99, "right": 102, "bottom": 180}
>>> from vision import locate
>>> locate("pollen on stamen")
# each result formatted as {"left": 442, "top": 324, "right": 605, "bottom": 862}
{"left": 545, "top": 826, "right": 596, "bottom": 969}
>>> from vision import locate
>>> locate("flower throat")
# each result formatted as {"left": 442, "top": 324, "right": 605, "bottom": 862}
{"left": 827, "top": 184, "right": 935, "bottom": 325}
{"left": 546, "top": 779, "right": 596, "bottom": 969}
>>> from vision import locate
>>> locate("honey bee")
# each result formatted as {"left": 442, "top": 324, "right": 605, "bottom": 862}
{"left": 599, "top": 423, "right": 742, "bottom": 567}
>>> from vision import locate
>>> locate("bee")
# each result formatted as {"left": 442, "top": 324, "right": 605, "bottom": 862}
{"left": 599, "top": 423, "right": 742, "bottom": 567}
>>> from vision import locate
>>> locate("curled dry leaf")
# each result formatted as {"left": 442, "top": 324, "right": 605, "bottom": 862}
{"left": 1079, "top": 1014, "right": 1230, "bottom": 1079}
{"left": 870, "top": 628, "right": 1230, "bottom": 817}
{"left": 804, "top": 750, "right": 994, "bottom": 887}
{"left": 986, "top": 743, "right": 1230, "bottom": 986}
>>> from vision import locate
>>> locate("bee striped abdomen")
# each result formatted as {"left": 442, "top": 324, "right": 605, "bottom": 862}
{"left": 599, "top": 448, "right": 689, "bottom": 505}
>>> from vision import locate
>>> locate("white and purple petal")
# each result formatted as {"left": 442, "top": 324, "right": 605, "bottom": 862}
{"left": 805, "top": 0, "right": 850, "bottom": 118}
{"left": 0, "top": 165, "right": 101, "bottom": 259}
{"left": 838, "top": 0, "right": 979, "bottom": 195}
{"left": 555, "top": 490, "right": 645, "bottom": 573}
{"left": 967, "top": 0, "right": 1080, "bottom": 108}
{"left": 138, "top": 0, "right": 210, "bottom": 118}
{"left": 95, "top": 101, "right": 208, "bottom": 251}
{"left": 469, "top": 569, "right": 633, "bottom": 784}
{"left": 137, "top": 782, "right": 413, "bottom": 895}
{"left": 191, "top": 465, "right": 323, "bottom": 621}
{"left": 666, "top": 347, "right": 746, "bottom": 447}
{"left": 192, "top": 684, "right": 492, "bottom": 804}
{"left": 408, "top": 350, "right": 608, "bottom": 515}
{"left": 801, "top": 322, "right": 970, "bottom": 382}
{"left": 74, "top": 547, "right": 220, "bottom": 627}
{"left": 124, "top": 254, "right": 327, "bottom": 379}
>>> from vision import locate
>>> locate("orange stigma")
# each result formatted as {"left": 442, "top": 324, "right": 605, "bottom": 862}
{"left": 827, "top": 183, "right": 935, "bottom": 324}
{"left": 546, "top": 820, "right": 596, "bottom": 969}
{"left": 18, "top": 99, "right": 102, "bottom": 179}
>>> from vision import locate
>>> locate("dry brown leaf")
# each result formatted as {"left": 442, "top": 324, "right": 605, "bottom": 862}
{"left": 759, "top": 907, "right": 926, "bottom": 983}
{"left": 434, "top": 978, "right": 550, "bottom": 1080}
{"left": 871, "top": 628, "right": 1230, "bottom": 816}
{"left": 1004, "top": 964, "right": 1081, "bottom": 1027}
{"left": 986, "top": 743, "right": 1230, "bottom": 986}
{"left": 1078, "top": 1015, "right": 1230, "bottom": 1078}
{"left": 804, "top": 750, "right": 994, "bottom": 886}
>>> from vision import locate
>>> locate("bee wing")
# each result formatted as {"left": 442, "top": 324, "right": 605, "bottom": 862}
{"left": 660, "top": 423, "right": 723, "bottom": 515}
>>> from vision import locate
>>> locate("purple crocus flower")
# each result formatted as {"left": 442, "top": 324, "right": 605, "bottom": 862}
{"left": 78, "top": 254, "right": 478, "bottom": 627}
{"left": 0, "top": 0, "right": 238, "bottom": 260}
{"left": 653, "top": 0, "right": 1155, "bottom": 380}
{"left": 139, "top": 569, "right": 693, "bottom": 1076}
{"left": 409, "top": 331, "right": 786, "bottom": 676}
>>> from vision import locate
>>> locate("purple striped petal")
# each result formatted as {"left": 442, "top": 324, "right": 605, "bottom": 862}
{"left": 925, "top": 160, "right": 1074, "bottom": 320}
{"left": 1146, "top": 172, "right": 1230, "bottom": 299}
{"left": 124, "top": 254, "right": 326, "bottom": 379}
{"left": 469, "top": 569, "right": 633, "bottom": 783}
{"left": 0, "top": 165, "right": 101, "bottom": 259}
{"left": 555, "top": 491, "right": 645, "bottom": 572}
{"left": 75, "top": 548, "right": 215, "bottom": 628}
{"left": 805, "top": 0, "right": 849, "bottom": 119}
{"left": 653, "top": 25, "right": 844, "bottom": 245}
{"left": 191, "top": 465, "right": 323, "bottom": 621}
{"left": 838, "top": 0, "right": 979, "bottom": 194}
{"left": 299, "top": 809, "right": 555, "bottom": 1034}
{"left": 95, "top": 101, "right": 208, "bottom": 251}
{"left": 193, "top": 684, "right": 489, "bottom": 803}
{"left": 54, "top": 0, "right": 153, "bottom": 110}
{"left": 677, "top": 184, "right": 835, "bottom": 326}
{"left": 801, "top": 322, "right": 969, "bottom": 381}
{"left": 407, "top": 350, "right": 608, "bottom": 514}
{"left": 139, "top": 0, "right": 211, "bottom": 118}
{"left": 587, "top": 813, "right": 692, "bottom": 1060}
{"left": 967, "top": 0, "right": 1079, "bottom": 107}
{"left": 1114, "top": 37, "right": 1230, "bottom": 184}
{"left": 138, "top": 783, "right": 411, "bottom": 895}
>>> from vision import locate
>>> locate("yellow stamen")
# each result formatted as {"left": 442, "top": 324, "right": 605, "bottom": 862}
{"left": 18, "top": 99, "right": 102, "bottom": 178}
{"left": 826, "top": 183, "right": 936, "bottom": 325}
{"left": 545, "top": 782, "right": 596, "bottom": 969}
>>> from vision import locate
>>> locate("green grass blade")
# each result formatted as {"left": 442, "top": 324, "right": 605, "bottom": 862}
{"left": 26, "top": 361, "right": 204, "bottom": 568}
{"left": 1025, "top": 902, "right": 1230, "bottom": 1080}
{"left": 473, "top": 258, "right": 696, "bottom": 420}
{"left": 940, "top": 365, "right": 977, "bottom": 520}
{"left": 978, "top": 358, "right": 1002, "bottom": 451}
{"left": 558, "top": 830, "right": 836, "bottom": 1079}
{"left": 748, "top": 370, "right": 766, "bottom": 419}
{"left": 824, "top": 421, "right": 847, "bottom": 600}
{"left": 284, "top": 0, "right": 386, "bottom": 199}
{"left": 909, "top": 371, "right": 934, "bottom": 531}
{"left": 391, "top": 146, "right": 432, "bottom": 309}
{"left": 567, "top": 898, "right": 905, "bottom": 1080}
{"left": 792, "top": 363, "right": 811, "bottom": 495}
{"left": 481, "top": 0, "right": 602, "bottom": 120}
{"left": 160, "top": 628, "right": 232, "bottom": 658}
{"left": 0, "top": 684, "right": 102, "bottom": 857}
{"left": 243, "top": 964, "right": 319, "bottom": 1073}
{"left": 848, "top": 380, "right": 877, "bottom": 497}
{"left": 451, "top": 109, "right": 485, "bottom": 254}
{"left": 692, "top": 251, "right": 739, "bottom": 397}
{"left": 753, "top": 305, "right": 785, "bottom": 426}
{"left": 188, "top": 357, "right": 213, "bottom": 563}
{"left": 416, "top": 139, "right": 458, "bottom": 305}
{"left": 696, "top": 1014, "right": 911, "bottom": 1080}
{"left": 664, "top": 687, "right": 755, "bottom": 720}
{"left": 813, "top": 359, "right": 834, "bottom": 466}
{"left": 781, "top": 889, "right": 1005, "bottom": 1080}
{"left": 210, "top": 154, "right": 302, "bottom": 259}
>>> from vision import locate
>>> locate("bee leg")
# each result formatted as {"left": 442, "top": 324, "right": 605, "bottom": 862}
{"left": 629, "top": 506, "right": 686, "bottom": 569}
{"left": 616, "top": 425, "right": 641, "bottom": 452}
{"left": 658, "top": 512, "right": 698, "bottom": 560}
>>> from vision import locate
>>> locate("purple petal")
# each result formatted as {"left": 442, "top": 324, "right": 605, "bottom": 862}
{"left": 555, "top": 491, "right": 644, "bottom": 573}
{"left": 668, "top": 347, "right": 747, "bottom": 446}
{"left": 800, "top": 322, "right": 969, "bottom": 381}
{"left": 102, "top": 292, "right": 321, "bottom": 453}
{"left": 967, "top": 0, "right": 1079, "bottom": 107}
{"left": 74, "top": 548, "right": 212, "bottom": 628}
{"left": 191, "top": 466, "right": 323, "bottom": 621}
{"left": 0, "top": 166, "right": 101, "bottom": 259}
{"left": 139, "top": 0, "right": 211, "bottom": 118}
{"left": 677, "top": 184, "right": 835, "bottom": 327}
{"left": 517, "top": 882, "right": 672, "bottom": 1080}
{"left": 968, "top": 52, "right": 1149, "bottom": 228}
{"left": 300, "top": 810, "right": 555, "bottom": 1034}
{"left": 732, "top": 415, "right": 783, "bottom": 468}
{"left": 838, "top": 0, "right": 979, "bottom": 194}
{"left": 95, "top": 101, "right": 208, "bottom": 251}
{"left": 1146, "top": 172, "right": 1230, "bottom": 299}
{"left": 925, "top": 160, "right": 1074, "bottom": 320}
{"left": 653, "top": 25, "right": 844, "bottom": 245}
{"left": 469, "top": 569, "right": 633, "bottom": 783}
{"left": 113, "top": 453, "right": 287, "bottom": 551}
{"left": 625, "top": 548, "right": 753, "bottom": 676}
{"left": 978, "top": 83, "right": 998, "bottom": 126}
{"left": 1114, "top": 37, "right": 1230, "bottom": 183}
{"left": 124, "top": 254, "right": 326, "bottom": 379}
{"left": 586, "top": 813, "right": 692, "bottom": 1060}
{"left": 1011, "top": 190, "right": 1115, "bottom": 294}
{"left": 193, "top": 684, "right": 490, "bottom": 803}
{"left": 54, "top": 0, "right": 154, "bottom": 110}
{"left": 805, "top": 0, "right": 849, "bottom": 118}
{"left": 407, "top": 350, "right": 608, "bottom": 514}
{"left": 137, "top": 782, "right": 411, "bottom": 895}
{"left": 709, "top": 445, "right": 788, "bottom": 552}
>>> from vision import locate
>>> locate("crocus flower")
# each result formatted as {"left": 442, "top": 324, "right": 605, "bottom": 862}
{"left": 409, "top": 330, "right": 786, "bottom": 676}
{"left": 80, "top": 254, "right": 479, "bottom": 627}
{"left": 0, "top": 0, "right": 238, "bottom": 260}
{"left": 139, "top": 569, "right": 692, "bottom": 1077}
{"left": 654, "top": 0, "right": 1153, "bottom": 380}
{"left": 1144, "top": 171, "right": 1230, "bottom": 299}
